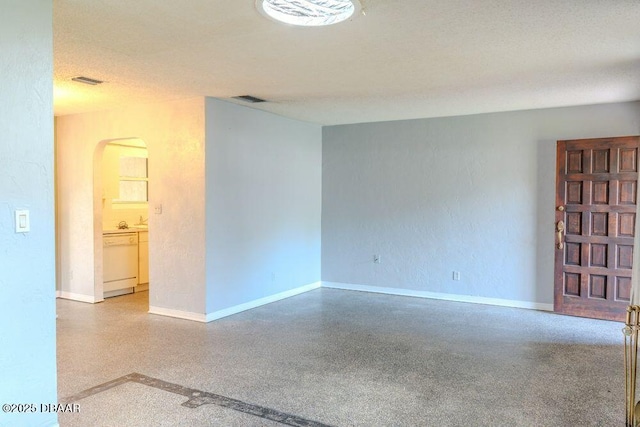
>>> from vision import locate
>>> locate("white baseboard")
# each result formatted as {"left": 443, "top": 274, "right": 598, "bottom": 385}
{"left": 321, "top": 281, "right": 554, "bottom": 312}
{"left": 148, "top": 306, "right": 207, "bottom": 323}
{"left": 205, "top": 281, "right": 322, "bottom": 322}
{"left": 127, "top": 280, "right": 552, "bottom": 323}
{"left": 57, "top": 291, "right": 99, "bottom": 304}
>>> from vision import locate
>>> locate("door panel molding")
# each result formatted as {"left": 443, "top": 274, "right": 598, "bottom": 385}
{"left": 554, "top": 136, "right": 640, "bottom": 321}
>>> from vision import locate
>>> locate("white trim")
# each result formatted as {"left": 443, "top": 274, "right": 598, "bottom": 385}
{"left": 321, "top": 281, "right": 554, "bottom": 312}
{"left": 57, "top": 291, "right": 100, "bottom": 304}
{"left": 205, "top": 281, "right": 322, "bottom": 322}
{"left": 148, "top": 306, "right": 207, "bottom": 323}
{"left": 135, "top": 283, "right": 149, "bottom": 292}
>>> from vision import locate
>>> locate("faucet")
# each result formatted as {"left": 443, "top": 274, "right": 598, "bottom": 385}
{"left": 135, "top": 216, "right": 148, "bottom": 226}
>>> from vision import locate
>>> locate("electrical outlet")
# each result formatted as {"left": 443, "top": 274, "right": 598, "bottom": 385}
{"left": 373, "top": 254, "right": 381, "bottom": 264}
{"left": 453, "top": 271, "right": 461, "bottom": 281}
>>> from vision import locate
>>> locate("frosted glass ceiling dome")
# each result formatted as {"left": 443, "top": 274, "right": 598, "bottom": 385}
{"left": 257, "top": 0, "right": 361, "bottom": 27}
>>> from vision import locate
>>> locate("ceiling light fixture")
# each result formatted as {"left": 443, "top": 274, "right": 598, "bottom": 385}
{"left": 257, "top": 0, "right": 361, "bottom": 27}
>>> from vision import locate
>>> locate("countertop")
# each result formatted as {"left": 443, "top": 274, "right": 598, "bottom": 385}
{"left": 103, "top": 227, "right": 148, "bottom": 235}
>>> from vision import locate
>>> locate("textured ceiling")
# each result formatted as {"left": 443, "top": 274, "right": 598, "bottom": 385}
{"left": 54, "top": 0, "right": 640, "bottom": 125}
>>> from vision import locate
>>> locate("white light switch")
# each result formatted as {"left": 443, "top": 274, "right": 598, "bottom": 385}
{"left": 15, "top": 209, "right": 30, "bottom": 233}
{"left": 154, "top": 204, "right": 162, "bottom": 214}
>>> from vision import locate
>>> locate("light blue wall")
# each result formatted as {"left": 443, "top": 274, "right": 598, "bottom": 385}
{"left": 205, "top": 99, "right": 322, "bottom": 313}
{"left": 322, "top": 102, "right": 640, "bottom": 305}
{"left": 0, "top": 1, "right": 57, "bottom": 426}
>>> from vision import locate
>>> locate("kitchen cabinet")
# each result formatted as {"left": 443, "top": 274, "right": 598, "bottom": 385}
{"left": 138, "top": 231, "right": 149, "bottom": 289}
{"left": 116, "top": 156, "right": 148, "bottom": 203}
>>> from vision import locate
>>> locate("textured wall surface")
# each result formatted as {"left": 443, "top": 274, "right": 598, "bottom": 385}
{"left": 0, "top": 1, "right": 58, "bottom": 426}
{"left": 55, "top": 98, "right": 206, "bottom": 313}
{"left": 322, "top": 102, "right": 640, "bottom": 305}
{"left": 205, "top": 99, "right": 322, "bottom": 313}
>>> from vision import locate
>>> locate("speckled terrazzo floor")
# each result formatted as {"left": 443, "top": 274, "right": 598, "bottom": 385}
{"left": 57, "top": 288, "right": 624, "bottom": 426}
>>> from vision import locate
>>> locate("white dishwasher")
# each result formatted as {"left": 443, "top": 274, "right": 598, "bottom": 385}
{"left": 103, "top": 232, "right": 138, "bottom": 298}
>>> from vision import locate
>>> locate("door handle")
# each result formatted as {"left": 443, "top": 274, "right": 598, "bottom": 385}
{"left": 556, "top": 220, "right": 565, "bottom": 249}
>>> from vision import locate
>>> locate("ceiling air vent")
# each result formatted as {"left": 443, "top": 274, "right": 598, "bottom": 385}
{"left": 232, "top": 95, "right": 266, "bottom": 103}
{"left": 71, "top": 76, "right": 103, "bottom": 85}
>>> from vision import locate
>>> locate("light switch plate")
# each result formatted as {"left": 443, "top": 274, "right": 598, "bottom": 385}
{"left": 154, "top": 204, "right": 162, "bottom": 214}
{"left": 15, "top": 209, "right": 30, "bottom": 233}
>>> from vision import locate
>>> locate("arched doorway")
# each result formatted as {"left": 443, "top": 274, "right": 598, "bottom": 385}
{"left": 93, "top": 138, "right": 149, "bottom": 301}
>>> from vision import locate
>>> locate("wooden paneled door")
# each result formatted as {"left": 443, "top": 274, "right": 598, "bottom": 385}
{"left": 555, "top": 136, "right": 640, "bottom": 321}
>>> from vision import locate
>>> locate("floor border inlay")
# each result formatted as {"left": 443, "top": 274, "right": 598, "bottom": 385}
{"left": 61, "top": 372, "right": 333, "bottom": 427}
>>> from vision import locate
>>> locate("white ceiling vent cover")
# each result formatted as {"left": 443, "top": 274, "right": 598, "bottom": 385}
{"left": 232, "top": 95, "right": 267, "bottom": 103}
{"left": 71, "top": 76, "right": 103, "bottom": 85}
{"left": 257, "top": 0, "right": 361, "bottom": 27}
